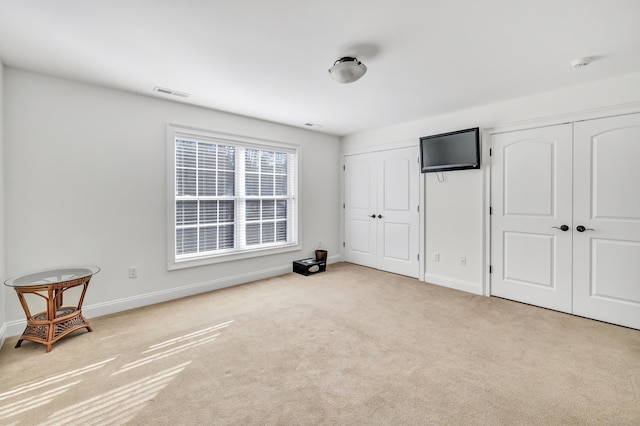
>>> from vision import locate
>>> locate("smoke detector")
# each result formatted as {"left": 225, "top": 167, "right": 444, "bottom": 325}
{"left": 570, "top": 57, "right": 593, "bottom": 68}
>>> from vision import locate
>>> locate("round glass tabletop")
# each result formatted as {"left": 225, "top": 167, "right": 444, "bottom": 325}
{"left": 4, "top": 266, "right": 101, "bottom": 288}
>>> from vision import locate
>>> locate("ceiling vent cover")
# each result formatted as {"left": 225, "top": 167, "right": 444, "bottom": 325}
{"left": 153, "top": 87, "right": 191, "bottom": 98}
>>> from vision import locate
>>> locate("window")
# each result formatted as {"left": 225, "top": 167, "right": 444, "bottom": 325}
{"left": 168, "top": 125, "right": 299, "bottom": 269}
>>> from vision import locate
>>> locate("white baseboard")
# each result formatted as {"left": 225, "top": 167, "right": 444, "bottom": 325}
{"left": 4, "top": 255, "right": 342, "bottom": 338}
{"left": 84, "top": 263, "right": 293, "bottom": 320}
{"left": 5, "top": 318, "right": 26, "bottom": 340}
{"left": 0, "top": 322, "right": 6, "bottom": 350}
{"left": 424, "top": 273, "right": 483, "bottom": 295}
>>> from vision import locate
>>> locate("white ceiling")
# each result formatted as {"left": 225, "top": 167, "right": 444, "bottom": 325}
{"left": 1, "top": 0, "right": 639, "bottom": 136}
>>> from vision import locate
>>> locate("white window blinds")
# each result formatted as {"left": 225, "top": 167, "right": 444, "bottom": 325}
{"left": 169, "top": 125, "right": 299, "bottom": 268}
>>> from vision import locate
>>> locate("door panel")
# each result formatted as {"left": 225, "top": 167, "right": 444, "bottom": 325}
{"left": 383, "top": 157, "right": 411, "bottom": 211}
{"left": 573, "top": 113, "right": 640, "bottom": 329}
{"left": 382, "top": 222, "right": 411, "bottom": 261}
{"left": 504, "top": 140, "right": 556, "bottom": 217}
{"left": 491, "top": 124, "right": 573, "bottom": 312}
{"left": 349, "top": 161, "right": 374, "bottom": 210}
{"left": 591, "top": 239, "right": 640, "bottom": 303}
{"left": 503, "top": 232, "right": 554, "bottom": 288}
{"left": 590, "top": 127, "right": 640, "bottom": 220}
{"left": 349, "top": 219, "right": 374, "bottom": 254}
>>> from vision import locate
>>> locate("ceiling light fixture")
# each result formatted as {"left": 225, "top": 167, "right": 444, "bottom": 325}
{"left": 328, "top": 57, "right": 367, "bottom": 84}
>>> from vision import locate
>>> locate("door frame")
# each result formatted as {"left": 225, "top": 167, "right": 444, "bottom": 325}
{"left": 341, "top": 138, "right": 425, "bottom": 281}
{"left": 484, "top": 102, "right": 640, "bottom": 297}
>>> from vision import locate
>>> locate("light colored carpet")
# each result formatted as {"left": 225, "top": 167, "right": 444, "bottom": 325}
{"left": 1, "top": 262, "right": 639, "bottom": 425}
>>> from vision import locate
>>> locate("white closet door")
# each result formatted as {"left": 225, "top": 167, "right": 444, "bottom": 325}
{"left": 490, "top": 124, "right": 573, "bottom": 312}
{"left": 573, "top": 113, "right": 640, "bottom": 329}
{"left": 377, "top": 148, "right": 420, "bottom": 277}
{"left": 344, "top": 148, "right": 419, "bottom": 278}
{"left": 344, "top": 153, "right": 378, "bottom": 269}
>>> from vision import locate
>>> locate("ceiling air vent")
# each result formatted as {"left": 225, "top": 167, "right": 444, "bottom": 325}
{"left": 153, "top": 87, "right": 190, "bottom": 98}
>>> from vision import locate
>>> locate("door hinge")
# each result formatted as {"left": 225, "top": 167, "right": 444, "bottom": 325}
{"left": 489, "top": 148, "right": 492, "bottom": 156}
{"left": 489, "top": 265, "right": 492, "bottom": 274}
{"left": 489, "top": 206, "right": 492, "bottom": 215}
{"left": 343, "top": 165, "right": 346, "bottom": 171}
{"left": 343, "top": 203, "right": 345, "bottom": 209}
{"left": 343, "top": 242, "right": 345, "bottom": 248}
{"left": 417, "top": 254, "right": 420, "bottom": 261}
{"left": 417, "top": 205, "right": 420, "bottom": 213}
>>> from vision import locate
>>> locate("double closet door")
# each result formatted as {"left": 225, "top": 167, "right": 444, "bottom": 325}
{"left": 344, "top": 147, "right": 419, "bottom": 278}
{"left": 491, "top": 113, "right": 640, "bottom": 329}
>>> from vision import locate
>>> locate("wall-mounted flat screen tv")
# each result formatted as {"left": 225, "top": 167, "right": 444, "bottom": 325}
{"left": 420, "top": 127, "right": 480, "bottom": 173}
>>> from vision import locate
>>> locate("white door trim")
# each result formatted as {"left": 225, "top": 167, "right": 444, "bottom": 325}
{"left": 487, "top": 101, "right": 640, "bottom": 135}
{"left": 341, "top": 137, "right": 418, "bottom": 156}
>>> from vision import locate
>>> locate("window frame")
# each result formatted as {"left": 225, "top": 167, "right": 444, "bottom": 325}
{"left": 167, "top": 124, "right": 301, "bottom": 270}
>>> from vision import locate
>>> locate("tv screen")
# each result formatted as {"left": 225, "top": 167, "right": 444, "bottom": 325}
{"left": 420, "top": 127, "right": 480, "bottom": 173}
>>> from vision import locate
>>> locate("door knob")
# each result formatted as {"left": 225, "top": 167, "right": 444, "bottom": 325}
{"left": 378, "top": 214, "right": 383, "bottom": 219}
{"left": 576, "top": 225, "right": 595, "bottom": 232}
{"left": 552, "top": 225, "right": 569, "bottom": 231}
{"left": 369, "top": 214, "right": 376, "bottom": 218}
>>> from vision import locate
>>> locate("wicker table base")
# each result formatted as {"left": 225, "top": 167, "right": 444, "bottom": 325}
{"left": 16, "top": 302, "right": 93, "bottom": 352}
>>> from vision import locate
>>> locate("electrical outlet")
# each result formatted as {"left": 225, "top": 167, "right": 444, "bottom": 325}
{"left": 129, "top": 266, "right": 138, "bottom": 279}
{"left": 434, "top": 252, "right": 440, "bottom": 262}
{"left": 460, "top": 257, "right": 467, "bottom": 266}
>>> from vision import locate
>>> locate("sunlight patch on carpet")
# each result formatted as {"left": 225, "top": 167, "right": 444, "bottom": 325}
{"left": 113, "top": 320, "right": 233, "bottom": 375}
{"left": 42, "top": 362, "right": 190, "bottom": 426}
{"left": 0, "top": 358, "right": 115, "bottom": 402}
{"left": 0, "top": 358, "right": 115, "bottom": 422}
{"left": 143, "top": 320, "right": 233, "bottom": 353}
{"left": 0, "top": 382, "right": 79, "bottom": 420}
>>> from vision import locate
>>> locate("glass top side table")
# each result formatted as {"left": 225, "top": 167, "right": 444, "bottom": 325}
{"left": 4, "top": 266, "right": 100, "bottom": 352}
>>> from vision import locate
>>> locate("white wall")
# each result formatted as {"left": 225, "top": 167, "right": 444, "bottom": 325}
{"left": 3, "top": 68, "right": 341, "bottom": 335}
{"left": 342, "top": 71, "right": 640, "bottom": 294}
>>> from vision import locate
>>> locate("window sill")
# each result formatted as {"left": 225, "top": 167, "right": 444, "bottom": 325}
{"left": 168, "top": 243, "right": 301, "bottom": 270}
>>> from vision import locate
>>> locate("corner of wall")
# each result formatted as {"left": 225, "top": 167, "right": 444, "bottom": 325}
{"left": 0, "top": 60, "right": 6, "bottom": 349}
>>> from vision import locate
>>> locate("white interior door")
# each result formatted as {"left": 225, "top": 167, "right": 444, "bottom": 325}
{"left": 344, "top": 148, "right": 419, "bottom": 277}
{"left": 377, "top": 149, "right": 420, "bottom": 277}
{"left": 490, "top": 124, "right": 573, "bottom": 312}
{"left": 344, "top": 153, "right": 378, "bottom": 269}
{"left": 572, "top": 113, "right": 640, "bottom": 329}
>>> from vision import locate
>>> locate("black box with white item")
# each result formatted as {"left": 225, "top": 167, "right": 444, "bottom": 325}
{"left": 293, "top": 258, "right": 326, "bottom": 276}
